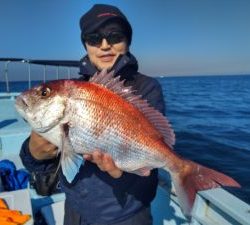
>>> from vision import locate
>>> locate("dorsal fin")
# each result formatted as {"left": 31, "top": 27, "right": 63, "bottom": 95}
{"left": 90, "top": 69, "right": 175, "bottom": 148}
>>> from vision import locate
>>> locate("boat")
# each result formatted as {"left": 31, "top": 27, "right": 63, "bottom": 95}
{"left": 0, "top": 58, "right": 250, "bottom": 225}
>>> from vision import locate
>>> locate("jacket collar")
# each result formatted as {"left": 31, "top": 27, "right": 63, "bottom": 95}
{"left": 79, "top": 52, "right": 138, "bottom": 81}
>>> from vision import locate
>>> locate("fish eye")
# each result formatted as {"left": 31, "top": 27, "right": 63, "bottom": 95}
{"left": 39, "top": 87, "right": 51, "bottom": 98}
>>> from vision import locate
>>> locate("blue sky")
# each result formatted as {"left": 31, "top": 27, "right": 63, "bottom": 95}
{"left": 0, "top": 0, "right": 250, "bottom": 79}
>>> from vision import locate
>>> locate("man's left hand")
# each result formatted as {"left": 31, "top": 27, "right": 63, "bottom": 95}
{"left": 83, "top": 150, "right": 123, "bottom": 178}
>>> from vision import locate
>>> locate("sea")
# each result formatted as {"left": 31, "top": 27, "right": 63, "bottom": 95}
{"left": 1, "top": 74, "right": 250, "bottom": 203}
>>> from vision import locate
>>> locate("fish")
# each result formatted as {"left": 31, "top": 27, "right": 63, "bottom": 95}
{"left": 15, "top": 70, "right": 240, "bottom": 217}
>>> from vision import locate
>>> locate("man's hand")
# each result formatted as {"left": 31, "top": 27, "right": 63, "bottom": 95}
{"left": 29, "top": 131, "right": 58, "bottom": 160}
{"left": 83, "top": 150, "right": 123, "bottom": 178}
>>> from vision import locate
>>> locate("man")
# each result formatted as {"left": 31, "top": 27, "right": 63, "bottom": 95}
{"left": 20, "top": 4, "right": 165, "bottom": 225}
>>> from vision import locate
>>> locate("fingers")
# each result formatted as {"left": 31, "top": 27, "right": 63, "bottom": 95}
{"left": 83, "top": 150, "right": 123, "bottom": 178}
{"left": 43, "top": 143, "right": 58, "bottom": 158}
{"left": 104, "top": 155, "right": 123, "bottom": 178}
{"left": 29, "top": 131, "right": 58, "bottom": 160}
{"left": 31, "top": 130, "right": 44, "bottom": 140}
{"left": 92, "top": 150, "right": 104, "bottom": 166}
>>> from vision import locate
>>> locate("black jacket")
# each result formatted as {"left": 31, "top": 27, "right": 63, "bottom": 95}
{"left": 20, "top": 52, "right": 166, "bottom": 224}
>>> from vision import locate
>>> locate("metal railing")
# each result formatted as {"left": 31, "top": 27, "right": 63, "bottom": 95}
{"left": 0, "top": 58, "right": 80, "bottom": 93}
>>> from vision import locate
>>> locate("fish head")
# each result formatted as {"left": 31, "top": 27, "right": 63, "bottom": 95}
{"left": 15, "top": 80, "right": 70, "bottom": 133}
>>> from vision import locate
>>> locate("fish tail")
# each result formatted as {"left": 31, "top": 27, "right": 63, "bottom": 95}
{"left": 168, "top": 160, "right": 241, "bottom": 217}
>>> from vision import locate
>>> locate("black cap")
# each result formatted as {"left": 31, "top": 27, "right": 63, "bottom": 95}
{"left": 80, "top": 4, "right": 132, "bottom": 45}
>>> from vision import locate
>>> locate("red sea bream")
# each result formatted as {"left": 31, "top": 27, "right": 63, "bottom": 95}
{"left": 15, "top": 70, "right": 240, "bottom": 216}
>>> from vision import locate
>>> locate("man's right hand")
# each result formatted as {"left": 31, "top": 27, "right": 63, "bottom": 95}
{"left": 29, "top": 131, "right": 58, "bottom": 160}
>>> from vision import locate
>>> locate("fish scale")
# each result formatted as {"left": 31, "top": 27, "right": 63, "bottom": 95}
{"left": 68, "top": 100, "right": 165, "bottom": 171}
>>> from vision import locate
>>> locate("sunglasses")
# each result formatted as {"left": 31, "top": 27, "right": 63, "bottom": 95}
{"left": 83, "top": 31, "right": 126, "bottom": 46}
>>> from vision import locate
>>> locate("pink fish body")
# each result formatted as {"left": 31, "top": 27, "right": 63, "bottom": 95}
{"left": 15, "top": 70, "right": 240, "bottom": 216}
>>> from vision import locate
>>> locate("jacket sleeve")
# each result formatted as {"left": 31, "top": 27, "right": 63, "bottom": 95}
{"left": 19, "top": 137, "right": 60, "bottom": 173}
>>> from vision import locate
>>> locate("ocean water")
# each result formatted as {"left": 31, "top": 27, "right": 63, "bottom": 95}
{"left": 158, "top": 75, "right": 250, "bottom": 203}
{"left": 1, "top": 75, "right": 250, "bottom": 202}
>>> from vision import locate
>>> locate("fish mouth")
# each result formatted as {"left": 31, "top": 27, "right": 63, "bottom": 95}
{"left": 15, "top": 95, "right": 28, "bottom": 109}
{"left": 15, "top": 96, "right": 29, "bottom": 121}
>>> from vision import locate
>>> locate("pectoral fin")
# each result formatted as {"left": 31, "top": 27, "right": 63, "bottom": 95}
{"left": 60, "top": 126, "right": 83, "bottom": 183}
{"left": 61, "top": 148, "right": 83, "bottom": 183}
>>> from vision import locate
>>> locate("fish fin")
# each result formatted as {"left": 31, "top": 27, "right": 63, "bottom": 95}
{"left": 61, "top": 153, "right": 83, "bottom": 183}
{"left": 132, "top": 168, "right": 152, "bottom": 176}
{"left": 168, "top": 161, "right": 241, "bottom": 217}
{"left": 90, "top": 69, "right": 175, "bottom": 149}
{"left": 61, "top": 141, "right": 83, "bottom": 183}
{"left": 60, "top": 125, "right": 83, "bottom": 183}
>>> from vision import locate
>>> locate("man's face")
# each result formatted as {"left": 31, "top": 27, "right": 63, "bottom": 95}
{"left": 85, "top": 22, "right": 129, "bottom": 70}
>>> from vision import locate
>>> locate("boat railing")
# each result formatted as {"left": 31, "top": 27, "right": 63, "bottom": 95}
{"left": 0, "top": 58, "right": 80, "bottom": 93}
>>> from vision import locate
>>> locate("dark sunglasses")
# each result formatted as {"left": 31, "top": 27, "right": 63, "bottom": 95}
{"left": 83, "top": 31, "right": 126, "bottom": 46}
